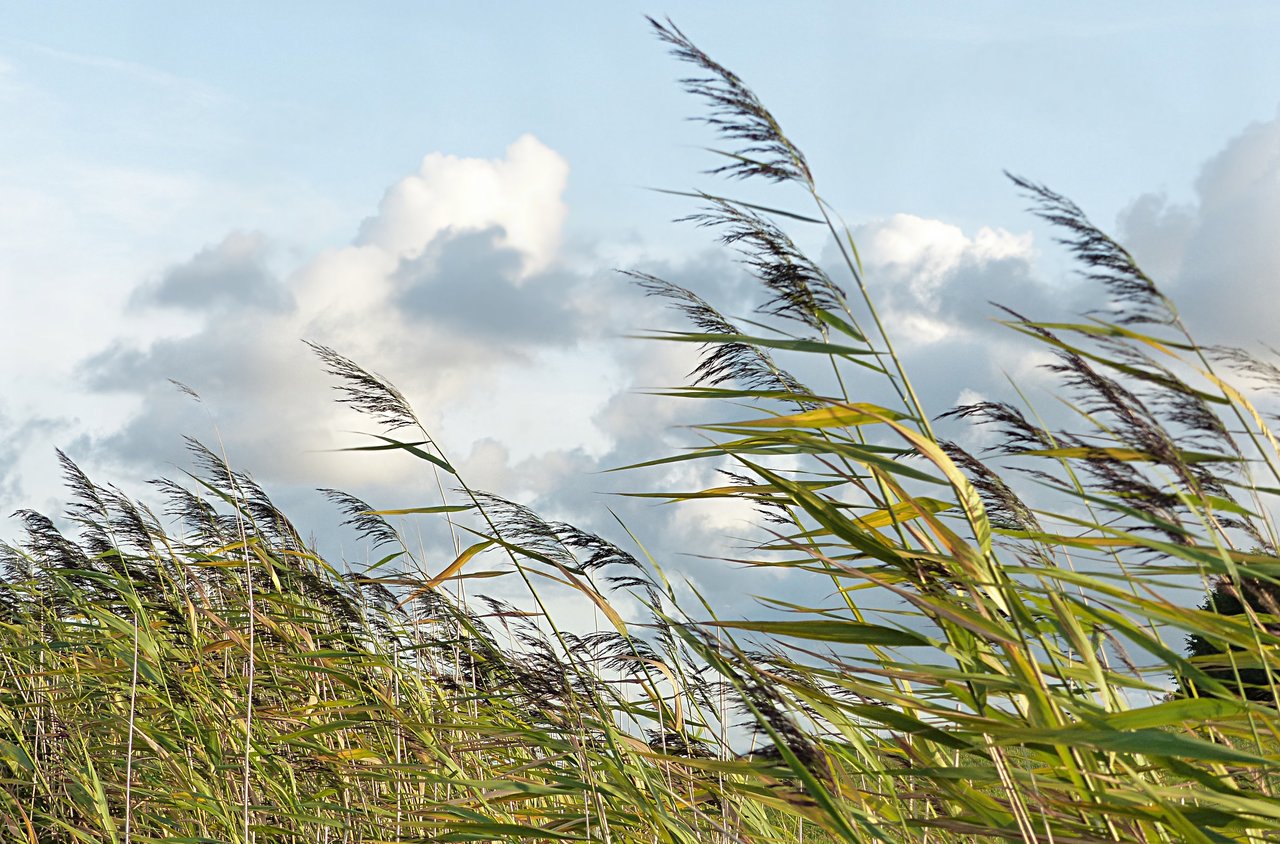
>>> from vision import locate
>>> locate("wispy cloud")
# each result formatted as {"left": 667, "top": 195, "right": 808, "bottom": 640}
{"left": 14, "top": 39, "right": 228, "bottom": 105}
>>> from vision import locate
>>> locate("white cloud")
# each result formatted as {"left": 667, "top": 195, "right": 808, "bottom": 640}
{"left": 60, "top": 135, "right": 646, "bottom": 513}
{"left": 863, "top": 214, "right": 1031, "bottom": 288}
{"left": 356, "top": 134, "right": 568, "bottom": 276}
{"left": 855, "top": 213, "right": 1039, "bottom": 347}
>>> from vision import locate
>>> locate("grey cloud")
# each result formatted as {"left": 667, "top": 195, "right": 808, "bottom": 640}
{"left": 805, "top": 219, "right": 1074, "bottom": 420}
{"left": 75, "top": 307, "right": 341, "bottom": 492}
{"left": 80, "top": 315, "right": 301, "bottom": 396}
{"left": 869, "top": 249, "right": 1063, "bottom": 332}
{"left": 937, "top": 255, "right": 1061, "bottom": 325}
{"left": 395, "top": 227, "right": 586, "bottom": 345}
{"left": 1196, "top": 116, "right": 1280, "bottom": 212}
{"left": 0, "top": 408, "right": 72, "bottom": 513}
{"left": 1120, "top": 110, "right": 1280, "bottom": 345}
{"left": 62, "top": 234, "right": 713, "bottom": 568}
{"left": 61, "top": 402, "right": 204, "bottom": 485}
{"left": 75, "top": 222, "right": 619, "bottom": 491}
{"left": 607, "top": 231, "right": 1055, "bottom": 430}
{"left": 1116, "top": 193, "right": 1195, "bottom": 284}
{"left": 131, "top": 231, "right": 293, "bottom": 314}
{"left": 53, "top": 214, "right": 1029, "bottom": 632}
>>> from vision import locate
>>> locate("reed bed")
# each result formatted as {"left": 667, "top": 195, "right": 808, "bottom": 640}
{"left": 2, "top": 17, "right": 1279, "bottom": 843}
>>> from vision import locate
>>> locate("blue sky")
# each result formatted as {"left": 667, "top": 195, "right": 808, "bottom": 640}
{"left": 2, "top": 4, "right": 1279, "bottom": 613}
{"left": 8, "top": 4, "right": 1280, "bottom": 239}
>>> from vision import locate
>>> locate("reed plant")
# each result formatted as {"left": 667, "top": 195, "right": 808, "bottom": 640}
{"left": 3, "top": 16, "right": 1279, "bottom": 843}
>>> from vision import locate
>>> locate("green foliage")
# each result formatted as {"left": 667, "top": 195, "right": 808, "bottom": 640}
{"left": 1186, "top": 577, "right": 1280, "bottom": 703}
{"left": 3, "top": 15, "right": 1280, "bottom": 843}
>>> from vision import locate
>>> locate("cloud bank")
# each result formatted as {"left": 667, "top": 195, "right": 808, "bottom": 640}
{"left": 10, "top": 107, "right": 1278, "bottom": 624}
{"left": 1120, "top": 110, "right": 1280, "bottom": 345}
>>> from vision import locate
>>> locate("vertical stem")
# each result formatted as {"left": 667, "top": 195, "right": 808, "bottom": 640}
{"left": 124, "top": 605, "right": 139, "bottom": 844}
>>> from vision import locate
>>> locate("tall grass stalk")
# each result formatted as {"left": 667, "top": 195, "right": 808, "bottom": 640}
{"left": 2, "top": 16, "right": 1279, "bottom": 843}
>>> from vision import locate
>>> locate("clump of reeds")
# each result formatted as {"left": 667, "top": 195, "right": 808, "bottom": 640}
{"left": 3, "top": 15, "right": 1280, "bottom": 844}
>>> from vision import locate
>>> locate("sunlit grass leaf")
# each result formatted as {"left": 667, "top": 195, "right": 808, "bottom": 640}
{"left": 705, "top": 619, "right": 931, "bottom": 647}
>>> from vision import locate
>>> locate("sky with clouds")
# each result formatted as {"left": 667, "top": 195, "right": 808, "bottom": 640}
{"left": 3, "top": 2, "right": 1280, "bottom": 619}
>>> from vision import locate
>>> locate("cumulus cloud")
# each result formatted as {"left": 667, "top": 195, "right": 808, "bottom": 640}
{"left": 51, "top": 135, "right": 751, "bottom": 614}
{"left": 357, "top": 134, "right": 568, "bottom": 275}
{"left": 857, "top": 213, "right": 1046, "bottom": 346}
{"left": 131, "top": 231, "right": 291, "bottom": 313}
{"left": 822, "top": 213, "right": 1068, "bottom": 423}
{"left": 1119, "top": 110, "right": 1280, "bottom": 344}
{"left": 43, "top": 130, "right": 1159, "bottom": 623}
{"left": 16, "top": 98, "right": 1280, "bottom": 635}
{"left": 71, "top": 137, "right": 595, "bottom": 490}
{"left": 393, "top": 227, "right": 586, "bottom": 345}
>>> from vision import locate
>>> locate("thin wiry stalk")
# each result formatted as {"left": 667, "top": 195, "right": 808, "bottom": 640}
{"left": 123, "top": 599, "right": 138, "bottom": 844}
